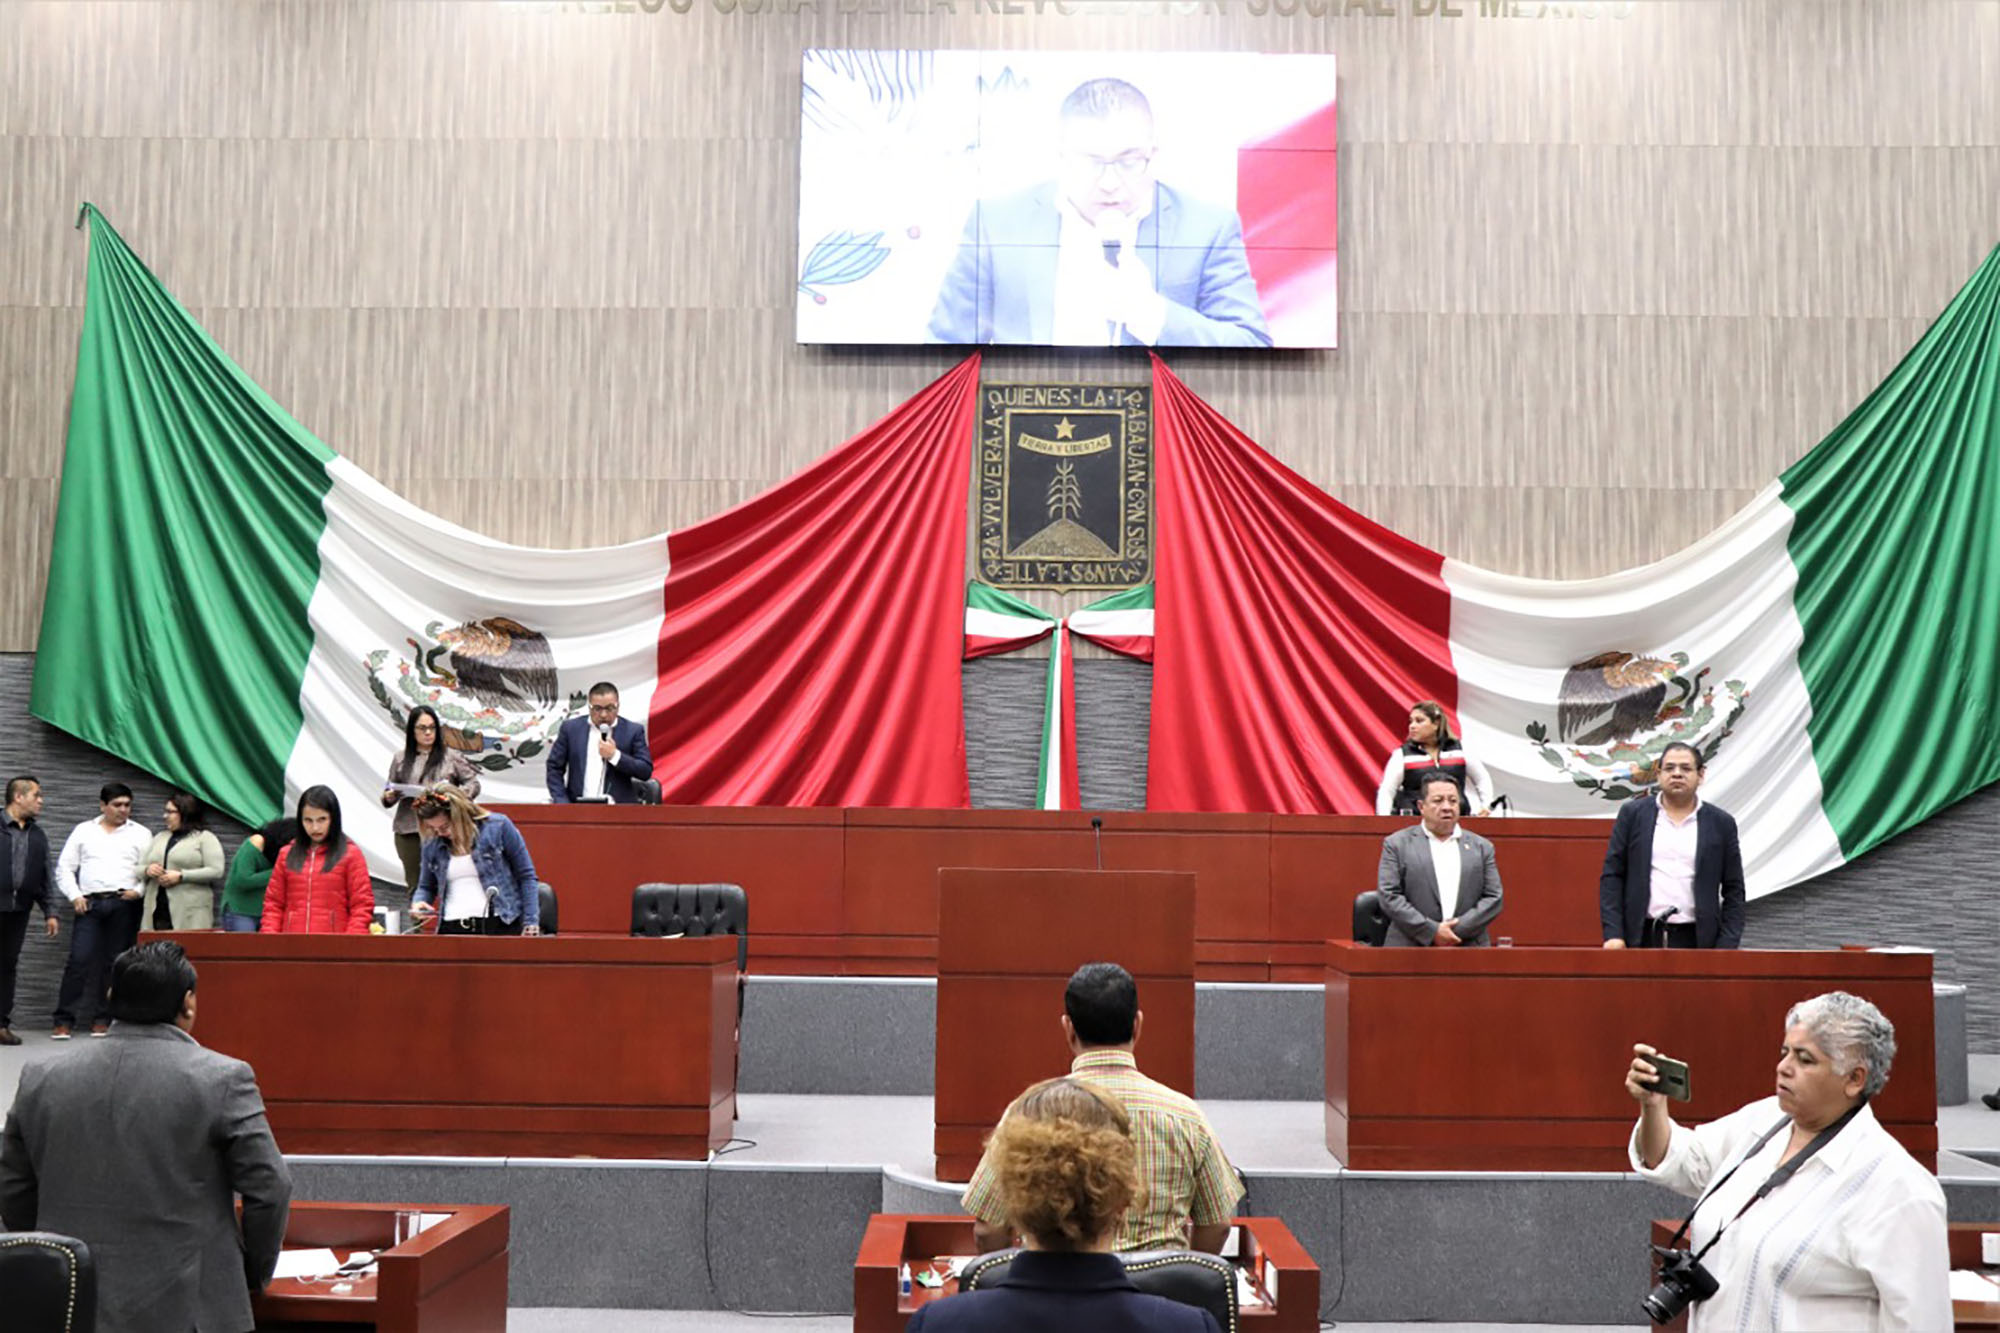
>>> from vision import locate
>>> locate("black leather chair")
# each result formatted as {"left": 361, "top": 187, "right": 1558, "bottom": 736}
{"left": 632, "top": 883, "right": 748, "bottom": 1010}
{"left": 536, "top": 882, "right": 558, "bottom": 936}
{"left": 0, "top": 1232, "right": 97, "bottom": 1332}
{"left": 962, "top": 1248, "right": 1237, "bottom": 1333}
{"left": 635, "top": 777, "right": 663, "bottom": 805}
{"left": 1352, "top": 889, "right": 1390, "bottom": 947}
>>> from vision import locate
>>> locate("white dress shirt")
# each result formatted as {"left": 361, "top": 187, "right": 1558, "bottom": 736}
{"left": 1631, "top": 1097, "right": 1949, "bottom": 1331}
{"left": 585, "top": 729, "right": 617, "bottom": 800}
{"left": 1426, "top": 825, "right": 1463, "bottom": 921}
{"left": 1648, "top": 796, "right": 1701, "bottom": 924}
{"left": 55, "top": 818, "right": 151, "bottom": 901}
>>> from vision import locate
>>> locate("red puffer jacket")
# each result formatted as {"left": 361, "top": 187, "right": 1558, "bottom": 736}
{"left": 260, "top": 840, "right": 374, "bottom": 934}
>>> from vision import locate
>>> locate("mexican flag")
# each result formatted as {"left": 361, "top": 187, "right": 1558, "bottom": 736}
{"left": 1147, "top": 241, "right": 2000, "bottom": 897}
{"left": 34, "top": 208, "right": 978, "bottom": 878}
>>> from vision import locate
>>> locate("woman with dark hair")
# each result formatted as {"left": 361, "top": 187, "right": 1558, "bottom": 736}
{"left": 408, "top": 787, "right": 541, "bottom": 936}
{"left": 380, "top": 705, "right": 481, "bottom": 895}
{"left": 1375, "top": 700, "right": 1494, "bottom": 817}
{"left": 218, "top": 816, "right": 300, "bottom": 933}
{"left": 909, "top": 1077, "right": 1219, "bottom": 1333}
{"left": 259, "top": 787, "right": 373, "bottom": 934}
{"left": 138, "top": 792, "right": 226, "bottom": 931}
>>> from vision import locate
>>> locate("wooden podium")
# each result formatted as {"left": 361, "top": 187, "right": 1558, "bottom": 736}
{"left": 1326, "top": 941, "right": 1936, "bottom": 1171}
{"left": 175, "top": 933, "right": 739, "bottom": 1158}
{"left": 255, "top": 1202, "right": 507, "bottom": 1331}
{"left": 933, "top": 868, "right": 1195, "bottom": 1181}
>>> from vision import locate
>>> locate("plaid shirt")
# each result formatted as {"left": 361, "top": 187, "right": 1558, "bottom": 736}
{"left": 960, "top": 1048, "right": 1244, "bottom": 1251}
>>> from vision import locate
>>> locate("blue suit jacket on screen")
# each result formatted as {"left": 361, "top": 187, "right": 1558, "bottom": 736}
{"left": 906, "top": 1252, "right": 1221, "bottom": 1333}
{"left": 545, "top": 715, "right": 652, "bottom": 803}
{"left": 926, "top": 182, "right": 1273, "bottom": 349}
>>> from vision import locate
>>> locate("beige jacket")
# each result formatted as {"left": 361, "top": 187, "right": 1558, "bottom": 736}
{"left": 138, "top": 828, "right": 225, "bottom": 931}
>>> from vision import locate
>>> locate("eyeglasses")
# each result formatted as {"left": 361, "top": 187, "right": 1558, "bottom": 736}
{"left": 588, "top": 703, "right": 619, "bottom": 715}
{"left": 1067, "top": 150, "right": 1154, "bottom": 180}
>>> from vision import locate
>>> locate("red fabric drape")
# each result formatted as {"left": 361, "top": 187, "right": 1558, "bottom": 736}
{"left": 651, "top": 355, "right": 981, "bottom": 806}
{"left": 1146, "top": 356, "right": 1455, "bottom": 813}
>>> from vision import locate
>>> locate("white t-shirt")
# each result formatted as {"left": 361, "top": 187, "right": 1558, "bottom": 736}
{"left": 441, "top": 853, "right": 486, "bottom": 921}
{"left": 1630, "top": 1097, "right": 1948, "bottom": 1331}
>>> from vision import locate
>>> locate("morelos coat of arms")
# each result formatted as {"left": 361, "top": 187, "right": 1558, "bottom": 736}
{"left": 1525, "top": 650, "right": 1749, "bottom": 801}
{"left": 977, "top": 382, "right": 1152, "bottom": 592}
{"left": 363, "top": 617, "right": 582, "bottom": 773}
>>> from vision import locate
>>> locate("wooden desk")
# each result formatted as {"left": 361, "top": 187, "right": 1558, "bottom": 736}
{"left": 491, "top": 804, "right": 1608, "bottom": 980}
{"left": 933, "top": 868, "right": 1194, "bottom": 1182}
{"left": 255, "top": 1201, "right": 507, "bottom": 1332}
{"left": 175, "top": 933, "right": 737, "bottom": 1158}
{"left": 853, "top": 1215, "right": 1319, "bottom": 1332}
{"left": 1327, "top": 942, "right": 1936, "bottom": 1171}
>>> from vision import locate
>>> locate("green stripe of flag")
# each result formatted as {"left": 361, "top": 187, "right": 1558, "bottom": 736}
{"left": 31, "top": 206, "right": 334, "bottom": 825}
{"left": 1782, "top": 241, "right": 2000, "bottom": 858}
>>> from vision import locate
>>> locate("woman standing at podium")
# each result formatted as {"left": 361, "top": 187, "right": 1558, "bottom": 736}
{"left": 908, "top": 1077, "right": 1219, "bottom": 1333}
{"left": 1375, "top": 701, "right": 1493, "bottom": 817}
{"left": 408, "top": 787, "right": 542, "bottom": 937}
{"left": 380, "top": 705, "right": 482, "bottom": 897}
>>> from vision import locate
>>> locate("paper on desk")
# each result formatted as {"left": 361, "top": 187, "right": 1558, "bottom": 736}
{"left": 1951, "top": 1270, "right": 2000, "bottom": 1302}
{"left": 272, "top": 1249, "right": 343, "bottom": 1280}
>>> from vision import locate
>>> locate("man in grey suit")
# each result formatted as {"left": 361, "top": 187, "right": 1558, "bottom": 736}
{"left": 1376, "top": 772, "right": 1505, "bottom": 947}
{"left": 1, "top": 939, "right": 292, "bottom": 1332}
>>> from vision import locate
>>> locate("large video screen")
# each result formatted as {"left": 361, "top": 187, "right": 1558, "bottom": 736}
{"left": 798, "top": 50, "right": 1338, "bottom": 350}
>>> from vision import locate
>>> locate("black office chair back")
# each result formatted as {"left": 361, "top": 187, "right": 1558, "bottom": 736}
{"left": 537, "top": 883, "right": 558, "bottom": 936}
{"left": 1352, "top": 890, "right": 1390, "bottom": 947}
{"left": 0, "top": 1232, "right": 97, "bottom": 1332}
{"left": 636, "top": 778, "right": 664, "bottom": 805}
{"left": 631, "top": 883, "right": 749, "bottom": 973}
{"left": 963, "top": 1247, "right": 1237, "bottom": 1333}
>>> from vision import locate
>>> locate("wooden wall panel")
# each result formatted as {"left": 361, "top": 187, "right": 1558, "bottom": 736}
{"left": 4, "top": 0, "right": 2000, "bottom": 647}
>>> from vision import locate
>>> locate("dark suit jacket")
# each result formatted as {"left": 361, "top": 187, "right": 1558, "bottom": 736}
{"left": 1375, "top": 823, "right": 1505, "bottom": 947}
{"left": 0, "top": 1022, "right": 292, "bottom": 1333}
{"left": 0, "top": 816, "right": 58, "bottom": 916}
{"left": 545, "top": 715, "right": 652, "bottom": 803}
{"left": 907, "top": 1251, "right": 1221, "bottom": 1333}
{"left": 1598, "top": 796, "right": 1746, "bottom": 948}
{"left": 926, "top": 182, "right": 1273, "bottom": 348}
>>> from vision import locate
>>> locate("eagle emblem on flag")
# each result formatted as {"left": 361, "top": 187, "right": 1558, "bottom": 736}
{"left": 1524, "top": 650, "right": 1750, "bottom": 801}
{"left": 362, "top": 618, "right": 584, "bottom": 773}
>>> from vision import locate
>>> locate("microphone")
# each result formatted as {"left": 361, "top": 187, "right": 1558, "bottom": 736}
{"left": 1091, "top": 816, "right": 1104, "bottom": 871}
{"left": 597, "top": 722, "right": 612, "bottom": 742}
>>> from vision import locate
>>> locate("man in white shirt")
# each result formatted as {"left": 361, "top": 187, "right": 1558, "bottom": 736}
{"left": 1599, "top": 741, "right": 1746, "bottom": 949}
{"left": 51, "top": 782, "right": 152, "bottom": 1038}
{"left": 1375, "top": 773, "right": 1505, "bottom": 948}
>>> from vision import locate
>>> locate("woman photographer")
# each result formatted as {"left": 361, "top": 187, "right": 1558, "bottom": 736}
{"left": 909, "top": 1076, "right": 1218, "bottom": 1333}
{"left": 1625, "top": 991, "right": 1947, "bottom": 1330}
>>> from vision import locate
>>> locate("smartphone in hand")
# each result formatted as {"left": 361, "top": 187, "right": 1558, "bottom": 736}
{"left": 1647, "top": 1053, "right": 1693, "bottom": 1101}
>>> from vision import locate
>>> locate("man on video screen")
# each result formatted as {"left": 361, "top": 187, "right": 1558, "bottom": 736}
{"left": 928, "top": 77, "right": 1272, "bottom": 348}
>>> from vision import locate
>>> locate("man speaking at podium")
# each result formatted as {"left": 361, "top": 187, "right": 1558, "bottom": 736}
{"left": 1376, "top": 772, "right": 1505, "bottom": 948}
{"left": 1599, "top": 741, "right": 1745, "bottom": 949}
{"left": 546, "top": 681, "right": 652, "bottom": 803}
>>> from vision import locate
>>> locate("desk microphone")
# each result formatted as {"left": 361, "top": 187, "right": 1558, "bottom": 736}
{"left": 1091, "top": 816, "right": 1104, "bottom": 871}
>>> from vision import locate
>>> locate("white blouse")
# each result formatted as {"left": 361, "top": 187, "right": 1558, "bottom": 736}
{"left": 1630, "top": 1097, "right": 1948, "bottom": 1332}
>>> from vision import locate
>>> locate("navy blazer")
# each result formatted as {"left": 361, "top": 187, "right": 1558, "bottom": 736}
{"left": 1598, "top": 796, "right": 1746, "bottom": 948}
{"left": 908, "top": 1251, "right": 1220, "bottom": 1333}
{"left": 545, "top": 715, "right": 652, "bottom": 803}
{"left": 926, "top": 182, "right": 1272, "bottom": 349}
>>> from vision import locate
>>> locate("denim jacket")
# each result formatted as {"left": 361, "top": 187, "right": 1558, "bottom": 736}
{"left": 412, "top": 814, "right": 540, "bottom": 927}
